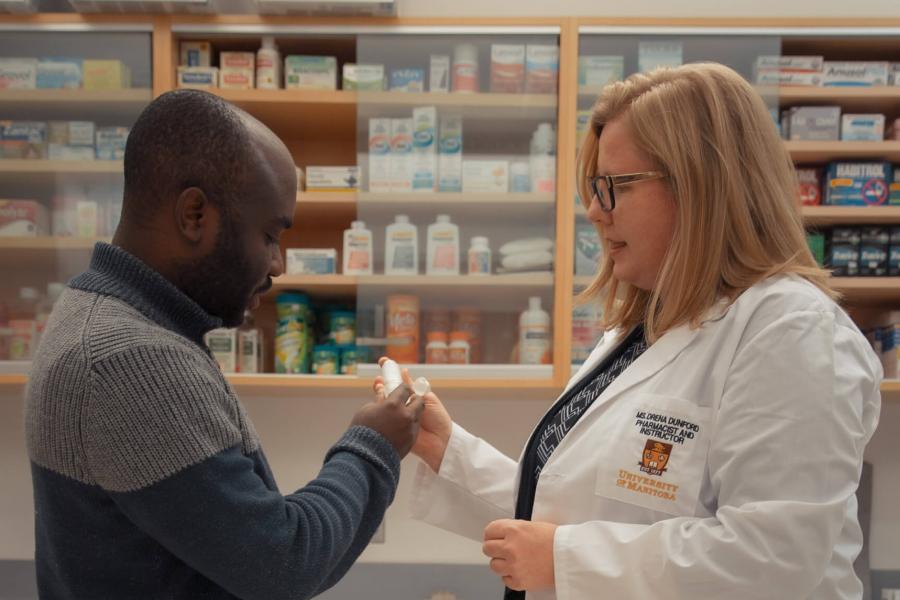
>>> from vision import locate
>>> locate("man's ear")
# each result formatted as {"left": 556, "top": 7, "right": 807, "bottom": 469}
{"left": 174, "top": 187, "right": 217, "bottom": 245}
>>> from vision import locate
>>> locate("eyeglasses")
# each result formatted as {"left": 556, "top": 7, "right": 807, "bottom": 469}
{"left": 588, "top": 171, "right": 667, "bottom": 212}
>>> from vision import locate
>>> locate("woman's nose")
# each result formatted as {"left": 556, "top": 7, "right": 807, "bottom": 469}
{"left": 587, "top": 194, "right": 612, "bottom": 226}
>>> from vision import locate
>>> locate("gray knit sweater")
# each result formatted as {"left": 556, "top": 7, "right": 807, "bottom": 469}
{"left": 25, "top": 242, "right": 401, "bottom": 600}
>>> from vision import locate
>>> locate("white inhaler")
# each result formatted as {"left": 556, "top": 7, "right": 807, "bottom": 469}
{"left": 381, "top": 358, "right": 430, "bottom": 403}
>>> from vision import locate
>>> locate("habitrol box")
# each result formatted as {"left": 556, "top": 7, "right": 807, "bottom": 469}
{"left": 826, "top": 162, "right": 892, "bottom": 206}
{"left": 829, "top": 227, "right": 860, "bottom": 277}
{"left": 859, "top": 227, "right": 889, "bottom": 277}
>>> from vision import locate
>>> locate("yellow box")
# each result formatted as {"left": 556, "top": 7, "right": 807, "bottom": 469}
{"left": 82, "top": 60, "right": 131, "bottom": 91}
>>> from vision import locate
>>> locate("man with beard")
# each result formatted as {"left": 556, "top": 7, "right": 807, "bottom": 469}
{"left": 25, "top": 89, "right": 423, "bottom": 600}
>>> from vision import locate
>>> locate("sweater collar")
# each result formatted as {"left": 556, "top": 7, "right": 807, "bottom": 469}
{"left": 69, "top": 242, "right": 222, "bottom": 346}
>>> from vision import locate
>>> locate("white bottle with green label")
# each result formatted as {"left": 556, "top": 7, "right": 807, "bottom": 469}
{"left": 385, "top": 214, "right": 418, "bottom": 276}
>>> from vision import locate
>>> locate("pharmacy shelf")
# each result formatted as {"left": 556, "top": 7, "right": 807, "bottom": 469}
{"left": 802, "top": 206, "right": 900, "bottom": 227}
{"left": 210, "top": 88, "right": 557, "bottom": 138}
{"left": 0, "top": 237, "right": 107, "bottom": 270}
{"left": 294, "top": 192, "right": 554, "bottom": 219}
{"left": 833, "top": 277, "right": 900, "bottom": 305}
{"left": 268, "top": 273, "right": 555, "bottom": 302}
{"left": 295, "top": 191, "right": 357, "bottom": 220}
{"left": 356, "top": 91, "right": 558, "bottom": 120}
{"left": 0, "top": 160, "right": 122, "bottom": 184}
{"left": 209, "top": 89, "right": 357, "bottom": 139}
{"left": 0, "top": 88, "right": 151, "bottom": 122}
{"left": 580, "top": 85, "right": 900, "bottom": 113}
{"left": 760, "top": 86, "right": 900, "bottom": 113}
{"left": 0, "top": 88, "right": 151, "bottom": 106}
{"left": 0, "top": 365, "right": 560, "bottom": 393}
{"left": 785, "top": 141, "right": 900, "bottom": 164}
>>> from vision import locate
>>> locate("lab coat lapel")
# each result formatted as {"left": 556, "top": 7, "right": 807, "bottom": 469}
{"left": 574, "top": 322, "right": 701, "bottom": 426}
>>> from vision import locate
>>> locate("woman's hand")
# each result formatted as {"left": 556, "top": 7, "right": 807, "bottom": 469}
{"left": 374, "top": 358, "right": 452, "bottom": 472}
{"left": 483, "top": 519, "right": 558, "bottom": 592}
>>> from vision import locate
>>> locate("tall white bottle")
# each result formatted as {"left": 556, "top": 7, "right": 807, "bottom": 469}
{"left": 519, "top": 296, "right": 551, "bottom": 364}
{"left": 426, "top": 214, "right": 460, "bottom": 276}
{"left": 256, "top": 36, "right": 281, "bottom": 89}
{"left": 385, "top": 215, "right": 418, "bottom": 276}
{"left": 529, "top": 122, "right": 556, "bottom": 194}
{"left": 343, "top": 220, "right": 373, "bottom": 275}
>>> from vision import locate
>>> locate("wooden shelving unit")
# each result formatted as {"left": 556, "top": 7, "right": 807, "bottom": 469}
{"left": 785, "top": 141, "right": 900, "bottom": 163}
{"left": 802, "top": 206, "right": 900, "bottom": 227}
{"left": 0, "top": 159, "right": 122, "bottom": 184}
{"left": 0, "top": 88, "right": 152, "bottom": 106}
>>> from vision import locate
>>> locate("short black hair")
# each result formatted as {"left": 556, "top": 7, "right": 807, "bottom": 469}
{"left": 123, "top": 89, "right": 250, "bottom": 220}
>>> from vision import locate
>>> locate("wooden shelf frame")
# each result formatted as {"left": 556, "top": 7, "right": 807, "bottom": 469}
{"left": 4, "top": 15, "right": 900, "bottom": 391}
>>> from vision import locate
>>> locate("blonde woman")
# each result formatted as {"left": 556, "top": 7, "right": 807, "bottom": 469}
{"left": 378, "top": 63, "right": 882, "bottom": 599}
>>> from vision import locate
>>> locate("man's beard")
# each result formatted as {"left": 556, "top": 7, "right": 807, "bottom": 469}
{"left": 172, "top": 221, "right": 257, "bottom": 328}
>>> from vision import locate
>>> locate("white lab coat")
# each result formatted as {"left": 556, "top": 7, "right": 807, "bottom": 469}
{"left": 410, "top": 275, "right": 882, "bottom": 599}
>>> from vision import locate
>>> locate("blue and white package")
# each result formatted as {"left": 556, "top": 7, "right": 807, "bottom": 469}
{"left": 36, "top": 58, "right": 82, "bottom": 89}
{"left": 826, "top": 162, "right": 892, "bottom": 206}
{"left": 95, "top": 127, "right": 129, "bottom": 160}
{"left": 390, "top": 68, "right": 424, "bottom": 93}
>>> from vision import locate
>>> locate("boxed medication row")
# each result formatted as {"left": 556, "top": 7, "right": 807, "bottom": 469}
{"left": 799, "top": 162, "right": 898, "bottom": 207}
{"left": 781, "top": 106, "right": 887, "bottom": 142}
{"left": 814, "top": 226, "right": 900, "bottom": 277}
{"left": 755, "top": 56, "right": 897, "bottom": 87}
{"left": 0, "top": 58, "right": 131, "bottom": 90}
{"left": 0, "top": 120, "right": 129, "bottom": 161}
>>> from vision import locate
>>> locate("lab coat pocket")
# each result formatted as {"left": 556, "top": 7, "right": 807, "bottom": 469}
{"left": 594, "top": 394, "right": 713, "bottom": 516}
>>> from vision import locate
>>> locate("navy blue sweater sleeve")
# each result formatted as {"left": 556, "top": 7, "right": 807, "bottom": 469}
{"left": 107, "top": 426, "right": 400, "bottom": 600}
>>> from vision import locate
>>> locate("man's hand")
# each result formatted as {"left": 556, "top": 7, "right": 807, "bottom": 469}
{"left": 350, "top": 381, "right": 423, "bottom": 458}
{"left": 483, "top": 519, "right": 558, "bottom": 592}
{"left": 373, "top": 358, "right": 452, "bottom": 472}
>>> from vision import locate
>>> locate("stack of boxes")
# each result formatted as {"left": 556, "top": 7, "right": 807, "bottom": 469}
{"left": 0, "top": 120, "right": 128, "bottom": 161}
{"left": 0, "top": 57, "right": 132, "bottom": 91}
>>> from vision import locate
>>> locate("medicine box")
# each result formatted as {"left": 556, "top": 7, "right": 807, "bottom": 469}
{"left": 462, "top": 160, "right": 509, "bottom": 193}
{"left": 829, "top": 227, "right": 860, "bottom": 277}
{"left": 796, "top": 167, "right": 822, "bottom": 206}
{"left": 368, "top": 118, "right": 391, "bottom": 193}
{"left": 841, "top": 114, "right": 885, "bottom": 141}
{"left": 83, "top": 60, "right": 131, "bottom": 91}
{"left": 575, "top": 224, "right": 603, "bottom": 275}
{"left": 578, "top": 55, "right": 624, "bottom": 87}
{"left": 0, "top": 58, "right": 37, "bottom": 90}
{"left": 48, "top": 121, "right": 95, "bottom": 161}
{"left": 390, "top": 68, "right": 425, "bottom": 93}
{"left": 891, "top": 63, "right": 900, "bottom": 86}
{"left": 219, "top": 69, "right": 253, "bottom": 90}
{"left": 95, "top": 127, "right": 129, "bottom": 161}
{"left": 890, "top": 170, "right": 900, "bottom": 205}
{"left": 490, "top": 45, "right": 525, "bottom": 93}
{"left": 342, "top": 64, "right": 384, "bottom": 91}
{"left": 788, "top": 106, "right": 840, "bottom": 141}
{"left": 0, "top": 200, "right": 48, "bottom": 237}
{"left": 220, "top": 52, "right": 254, "bottom": 70}
{"left": 524, "top": 45, "right": 560, "bottom": 94}
{"left": 429, "top": 55, "right": 450, "bottom": 93}
{"left": 180, "top": 41, "right": 212, "bottom": 67}
{"left": 36, "top": 59, "right": 82, "bottom": 89}
{"left": 638, "top": 40, "right": 682, "bottom": 73}
{"left": 807, "top": 232, "right": 826, "bottom": 266}
{"left": 285, "top": 56, "right": 337, "bottom": 90}
{"left": 0, "top": 121, "right": 47, "bottom": 159}
{"left": 823, "top": 61, "right": 889, "bottom": 86}
{"left": 305, "top": 166, "right": 360, "bottom": 191}
{"left": 860, "top": 227, "right": 889, "bottom": 277}
{"left": 826, "top": 162, "right": 892, "bottom": 206}
{"left": 177, "top": 67, "right": 218, "bottom": 89}
{"left": 755, "top": 55, "right": 824, "bottom": 72}
{"left": 890, "top": 227, "right": 900, "bottom": 275}
{"left": 755, "top": 71, "right": 823, "bottom": 86}
{"left": 412, "top": 106, "right": 437, "bottom": 192}
{"left": 286, "top": 248, "right": 337, "bottom": 275}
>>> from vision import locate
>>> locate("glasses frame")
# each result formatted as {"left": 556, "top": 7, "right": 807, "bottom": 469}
{"left": 588, "top": 171, "right": 667, "bottom": 212}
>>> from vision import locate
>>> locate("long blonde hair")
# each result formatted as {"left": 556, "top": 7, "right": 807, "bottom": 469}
{"left": 576, "top": 62, "right": 835, "bottom": 342}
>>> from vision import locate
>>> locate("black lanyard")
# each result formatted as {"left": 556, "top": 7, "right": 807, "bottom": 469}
{"left": 503, "top": 325, "right": 644, "bottom": 600}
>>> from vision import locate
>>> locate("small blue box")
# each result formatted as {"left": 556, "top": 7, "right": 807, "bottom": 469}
{"left": 36, "top": 58, "right": 82, "bottom": 89}
{"left": 95, "top": 127, "right": 129, "bottom": 160}
{"left": 826, "top": 161, "right": 892, "bottom": 206}
{"left": 389, "top": 68, "right": 424, "bottom": 93}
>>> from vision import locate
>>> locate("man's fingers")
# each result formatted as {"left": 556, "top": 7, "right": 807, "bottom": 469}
{"left": 372, "top": 375, "right": 385, "bottom": 393}
{"left": 385, "top": 383, "right": 411, "bottom": 406}
{"left": 401, "top": 367, "right": 414, "bottom": 388}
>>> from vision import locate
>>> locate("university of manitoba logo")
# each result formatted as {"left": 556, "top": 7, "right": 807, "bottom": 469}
{"left": 639, "top": 439, "right": 672, "bottom": 477}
